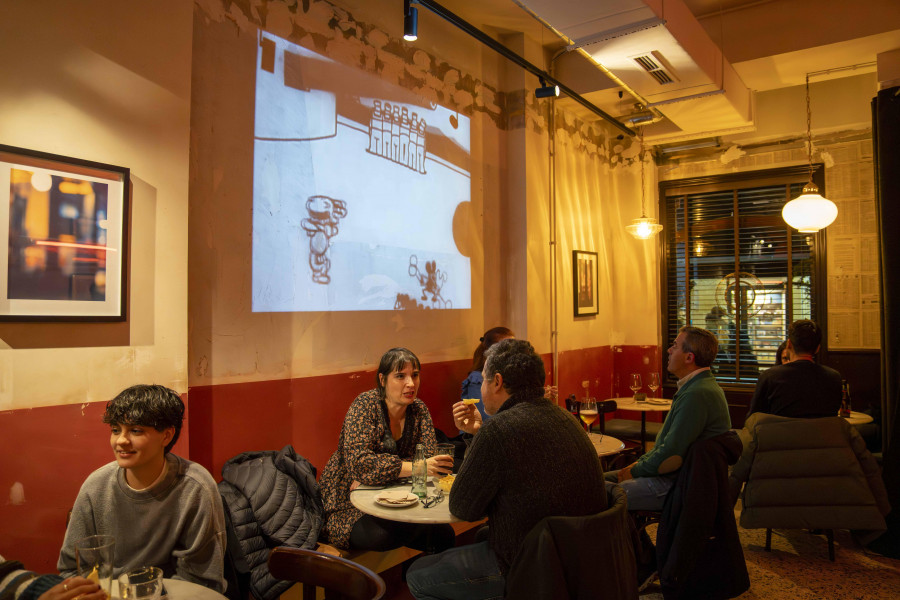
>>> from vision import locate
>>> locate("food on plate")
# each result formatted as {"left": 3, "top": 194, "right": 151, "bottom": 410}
{"left": 462, "top": 398, "right": 480, "bottom": 405}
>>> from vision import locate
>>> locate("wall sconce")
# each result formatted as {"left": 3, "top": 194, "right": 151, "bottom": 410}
{"left": 404, "top": 0, "right": 418, "bottom": 41}
{"left": 535, "top": 78, "right": 560, "bottom": 98}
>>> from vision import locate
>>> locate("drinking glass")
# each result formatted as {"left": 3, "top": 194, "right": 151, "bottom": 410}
{"left": 579, "top": 398, "right": 599, "bottom": 433}
{"left": 118, "top": 566, "right": 164, "bottom": 600}
{"left": 434, "top": 443, "right": 455, "bottom": 478}
{"left": 75, "top": 535, "right": 115, "bottom": 599}
{"left": 629, "top": 374, "right": 642, "bottom": 398}
{"left": 648, "top": 372, "right": 661, "bottom": 397}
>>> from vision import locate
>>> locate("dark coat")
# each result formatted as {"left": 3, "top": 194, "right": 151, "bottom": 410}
{"left": 218, "top": 445, "right": 323, "bottom": 600}
{"left": 505, "top": 484, "right": 638, "bottom": 600}
{"left": 656, "top": 431, "right": 749, "bottom": 600}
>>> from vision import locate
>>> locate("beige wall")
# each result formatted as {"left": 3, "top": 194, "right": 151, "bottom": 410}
{"left": 0, "top": 0, "right": 192, "bottom": 410}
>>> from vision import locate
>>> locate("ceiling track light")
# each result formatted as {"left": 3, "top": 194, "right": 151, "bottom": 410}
{"left": 404, "top": 0, "right": 418, "bottom": 42}
{"left": 535, "top": 77, "right": 560, "bottom": 99}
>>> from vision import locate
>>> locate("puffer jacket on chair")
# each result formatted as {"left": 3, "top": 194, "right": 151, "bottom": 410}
{"left": 729, "top": 413, "right": 890, "bottom": 545}
{"left": 218, "top": 445, "right": 324, "bottom": 600}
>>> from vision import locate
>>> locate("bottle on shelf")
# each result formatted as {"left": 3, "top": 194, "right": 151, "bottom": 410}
{"left": 840, "top": 380, "right": 852, "bottom": 418}
{"left": 411, "top": 443, "right": 427, "bottom": 498}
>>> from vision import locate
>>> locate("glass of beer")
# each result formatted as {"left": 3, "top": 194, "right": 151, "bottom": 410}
{"left": 579, "top": 399, "right": 599, "bottom": 432}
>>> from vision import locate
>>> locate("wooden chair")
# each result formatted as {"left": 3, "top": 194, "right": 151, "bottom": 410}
{"left": 268, "top": 547, "right": 386, "bottom": 600}
{"left": 590, "top": 400, "right": 619, "bottom": 434}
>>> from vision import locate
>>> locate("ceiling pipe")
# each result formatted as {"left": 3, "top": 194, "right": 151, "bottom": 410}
{"left": 414, "top": 0, "right": 635, "bottom": 137}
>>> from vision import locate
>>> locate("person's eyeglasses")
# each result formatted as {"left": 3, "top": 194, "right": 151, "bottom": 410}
{"left": 420, "top": 489, "right": 445, "bottom": 508}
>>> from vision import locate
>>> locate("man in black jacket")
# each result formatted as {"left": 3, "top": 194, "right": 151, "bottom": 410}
{"left": 747, "top": 319, "right": 842, "bottom": 419}
{"left": 405, "top": 339, "right": 606, "bottom": 600}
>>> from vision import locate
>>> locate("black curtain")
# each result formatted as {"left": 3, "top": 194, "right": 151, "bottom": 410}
{"left": 873, "top": 86, "right": 900, "bottom": 516}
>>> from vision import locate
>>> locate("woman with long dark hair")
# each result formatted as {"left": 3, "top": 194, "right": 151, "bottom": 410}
{"left": 319, "top": 348, "right": 455, "bottom": 552}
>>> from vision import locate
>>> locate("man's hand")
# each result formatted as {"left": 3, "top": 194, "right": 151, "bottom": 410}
{"left": 40, "top": 577, "right": 105, "bottom": 600}
{"left": 617, "top": 462, "right": 637, "bottom": 483}
{"left": 452, "top": 401, "right": 483, "bottom": 435}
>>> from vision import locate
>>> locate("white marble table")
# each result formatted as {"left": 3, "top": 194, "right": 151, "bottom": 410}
{"left": 588, "top": 432, "right": 625, "bottom": 457}
{"left": 605, "top": 396, "right": 671, "bottom": 453}
{"left": 350, "top": 479, "right": 461, "bottom": 524}
{"left": 144, "top": 579, "right": 226, "bottom": 600}
{"left": 843, "top": 410, "right": 874, "bottom": 426}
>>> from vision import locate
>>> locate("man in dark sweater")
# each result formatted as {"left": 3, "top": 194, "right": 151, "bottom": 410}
{"left": 747, "top": 319, "right": 842, "bottom": 418}
{"left": 406, "top": 339, "right": 606, "bottom": 600}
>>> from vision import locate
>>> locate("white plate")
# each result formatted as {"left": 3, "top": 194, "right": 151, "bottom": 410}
{"left": 374, "top": 491, "right": 419, "bottom": 508}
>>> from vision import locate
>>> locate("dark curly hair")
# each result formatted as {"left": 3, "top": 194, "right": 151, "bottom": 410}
{"left": 102, "top": 385, "right": 185, "bottom": 453}
{"left": 483, "top": 338, "right": 545, "bottom": 399}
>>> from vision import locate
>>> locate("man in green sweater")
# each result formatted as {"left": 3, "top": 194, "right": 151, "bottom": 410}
{"left": 58, "top": 385, "right": 226, "bottom": 592}
{"left": 611, "top": 326, "right": 731, "bottom": 511}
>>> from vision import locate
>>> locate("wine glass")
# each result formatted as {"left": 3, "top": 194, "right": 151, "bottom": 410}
{"left": 648, "top": 372, "right": 661, "bottom": 397}
{"left": 579, "top": 398, "right": 598, "bottom": 433}
{"left": 629, "top": 374, "right": 642, "bottom": 398}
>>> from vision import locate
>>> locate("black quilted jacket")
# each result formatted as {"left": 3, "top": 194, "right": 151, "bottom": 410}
{"left": 218, "top": 445, "right": 323, "bottom": 600}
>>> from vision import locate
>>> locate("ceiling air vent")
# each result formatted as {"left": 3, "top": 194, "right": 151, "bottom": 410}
{"left": 632, "top": 51, "right": 679, "bottom": 85}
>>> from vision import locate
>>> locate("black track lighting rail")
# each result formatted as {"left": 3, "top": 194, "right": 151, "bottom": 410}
{"left": 413, "top": 0, "right": 635, "bottom": 136}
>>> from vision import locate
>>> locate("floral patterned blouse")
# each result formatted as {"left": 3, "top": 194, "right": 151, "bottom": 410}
{"left": 319, "top": 389, "right": 438, "bottom": 549}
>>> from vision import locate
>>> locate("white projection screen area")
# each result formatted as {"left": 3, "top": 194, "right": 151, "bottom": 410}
{"left": 252, "top": 31, "right": 472, "bottom": 312}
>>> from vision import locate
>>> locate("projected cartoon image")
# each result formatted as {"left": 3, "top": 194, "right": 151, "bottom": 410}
{"left": 301, "top": 195, "right": 347, "bottom": 284}
{"left": 252, "top": 31, "right": 471, "bottom": 312}
{"left": 367, "top": 101, "right": 427, "bottom": 174}
{"left": 407, "top": 255, "right": 450, "bottom": 309}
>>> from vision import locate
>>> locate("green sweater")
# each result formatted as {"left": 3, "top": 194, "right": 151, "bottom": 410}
{"left": 631, "top": 370, "right": 731, "bottom": 478}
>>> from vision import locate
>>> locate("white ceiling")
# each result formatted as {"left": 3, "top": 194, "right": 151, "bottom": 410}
{"left": 434, "top": 0, "right": 900, "bottom": 142}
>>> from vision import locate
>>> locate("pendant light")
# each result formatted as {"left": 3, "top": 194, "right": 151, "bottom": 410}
{"left": 781, "top": 74, "right": 838, "bottom": 233}
{"left": 626, "top": 128, "right": 663, "bottom": 240}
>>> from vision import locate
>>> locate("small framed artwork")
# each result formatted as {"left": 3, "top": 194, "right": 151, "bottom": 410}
{"left": 0, "top": 144, "right": 129, "bottom": 321}
{"left": 573, "top": 250, "right": 599, "bottom": 317}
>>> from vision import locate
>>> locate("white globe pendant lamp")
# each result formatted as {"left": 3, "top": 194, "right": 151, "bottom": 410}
{"left": 782, "top": 75, "right": 837, "bottom": 233}
{"left": 626, "top": 129, "right": 663, "bottom": 240}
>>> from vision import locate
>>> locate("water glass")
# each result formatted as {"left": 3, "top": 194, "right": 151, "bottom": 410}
{"left": 75, "top": 535, "right": 115, "bottom": 599}
{"left": 118, "top": 566, "right": 164, "bottom": 600}
{"left": 434, "top": 443, "right": 455, "bottom": 477}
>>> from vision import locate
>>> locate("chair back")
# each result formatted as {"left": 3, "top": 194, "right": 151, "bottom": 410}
{"left": 593, "top": 400, "right": 618, "bottom": 433}
{"left": 268, "top": 547, "right": 386, "bottom": 600}
{"left": 505, "top": 484, "right": 638, "bottom": 600}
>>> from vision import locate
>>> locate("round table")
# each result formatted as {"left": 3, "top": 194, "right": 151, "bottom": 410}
{"left": 158, "top": 579, "right": 226, "bottom": 600}
{"left": 588, "top": 433, "right": 625, "bottom": 457}
{"left": 606, "top": 397, "right": 671, "bottom": 453}
{"left": 843, "top": 411, "right": 874, "bottom": 426}
{"left": 350, "top": 480, "right": 461, "bottom": 524}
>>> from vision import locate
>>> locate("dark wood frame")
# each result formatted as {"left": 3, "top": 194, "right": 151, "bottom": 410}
{"left": 572, "top": 249, "right": 599, "bottom": 317}
{"left": 0, "top": 144, "right": 130, "bottom": 322}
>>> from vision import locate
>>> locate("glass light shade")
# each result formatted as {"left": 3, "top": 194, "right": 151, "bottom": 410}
{"left": 782, "top": 184, "right": 838, "bottom": 233}
{"left": 626, "top": 217, "right": 663, "bottom": 239}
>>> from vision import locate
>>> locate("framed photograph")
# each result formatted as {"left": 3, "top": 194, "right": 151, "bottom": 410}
{"left": 573, "top": 250, "right": 598, "bottom": 317}
{"left": 0, "top": 144, "right": 129, "bottom": 321}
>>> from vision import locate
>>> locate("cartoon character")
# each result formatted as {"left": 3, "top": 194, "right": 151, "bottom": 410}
{"left": 408, "top": 254, "right": 450, "bottom": 308}
{"left": 301, "top": 195, "right": 347, "bottom": 284}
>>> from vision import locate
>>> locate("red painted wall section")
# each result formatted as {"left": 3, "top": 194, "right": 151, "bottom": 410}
{"left": 0, "top": 395, "right": 191, "bottom": 573}
{"left": 0, "top": 346, "right": 658, "bottom": 573}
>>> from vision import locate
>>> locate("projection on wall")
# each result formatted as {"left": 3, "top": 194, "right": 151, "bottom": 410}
{"left": 252, "top": 32, "right": 472, "bottom": 312}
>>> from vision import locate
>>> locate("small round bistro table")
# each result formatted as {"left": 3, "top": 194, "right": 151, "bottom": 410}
{"left": 350, "top": 480, "right": 461, "bottom": 524}
{"left": 842, "top": 410, "right": 874, "bottom": 426}
{"left": 605, "top": 397, "right": 672, "bottom": 453}
{"left": 588, "top": 433, "right": 625, "bottom": 457}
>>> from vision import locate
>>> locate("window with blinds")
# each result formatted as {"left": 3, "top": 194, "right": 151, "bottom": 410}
{"left": 660, "top": 166, "right": 825, "bottom": 385}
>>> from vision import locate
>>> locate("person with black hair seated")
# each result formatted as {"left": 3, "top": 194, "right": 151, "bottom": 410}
{"left": 748, "top": 319, "right": 842, "bottom": 419}
{"left": 58, "top": 385, "right": 226, "bottom": 592}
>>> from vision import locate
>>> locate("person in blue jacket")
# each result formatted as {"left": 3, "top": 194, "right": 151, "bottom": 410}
{"left": 460, "top": 326, "right": 514, "bottom": 429}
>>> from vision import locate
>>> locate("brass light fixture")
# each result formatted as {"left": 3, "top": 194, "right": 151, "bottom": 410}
{"left": 781, "top": 74, "right": 838, "bottom": 232}
{"left": 626, "top": 129, "right": 663, "bottom": 240}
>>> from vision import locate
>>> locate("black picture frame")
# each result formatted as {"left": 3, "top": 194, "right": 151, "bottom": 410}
{"left": 573, "top": 250, "right": 599, "bottom": 317}
{"left": 0, "top": 144, "right": 129, "bottom": 321}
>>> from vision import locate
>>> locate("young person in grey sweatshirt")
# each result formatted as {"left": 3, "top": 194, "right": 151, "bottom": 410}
{"left": 57, "top": 385, "right": 226, "bottom": 592}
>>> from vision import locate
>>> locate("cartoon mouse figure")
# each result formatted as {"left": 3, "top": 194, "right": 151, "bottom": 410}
{"left": 408, "top": 255, "right": 448, "bottom": 307}
{"left": 301, "top": 195, "right": 347, "bottom": 284}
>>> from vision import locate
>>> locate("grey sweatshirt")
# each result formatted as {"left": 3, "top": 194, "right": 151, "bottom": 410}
{"left": 57, "top": 454, "right": 226, "bottom": 593}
